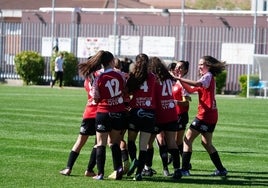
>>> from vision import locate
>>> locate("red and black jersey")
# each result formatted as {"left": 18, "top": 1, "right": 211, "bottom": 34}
{"left": 172, "top": 81, "right": 190, "bottom": 115}
{"left": 93, "top": 69, "right": 126, "bottom": 113}
{"left": 196, "top": 72, "right": 218, "bottom": 124}
{"left": 82, "top": 78, "right": 97, "bottom": 119}
{"left": 128, "top": 73, "right": 157, "bottom": 110}
{"left": 155, "top": 79, "right": 178, "bottom": 124}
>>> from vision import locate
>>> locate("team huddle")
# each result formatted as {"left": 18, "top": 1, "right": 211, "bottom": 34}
{"left": 59, "top": 50, "right": 228, "bottom": 181}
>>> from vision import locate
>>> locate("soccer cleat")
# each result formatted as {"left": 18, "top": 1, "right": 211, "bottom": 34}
{"left": 127, "top": 159, "right": 138, "bottom": 176}
{"left": 59, "top": 168, "right": 71, "bottom": 176}
{"left": 163, "top": 167, "right": 170, "bottom": 176}
{"left": 84, "top": 170, "right": 96, "bottom": 177}
{"left": 116, "top": 167, "right": 124, "bottom": 180}
{"left": 108, "top": 167, "right": 123, "bottom": 180}
{"left": 108, "top": 171, "right": 117, "bottom": 179}
{"left": 141, "top": 168, "right": 157, "bottom": 177}
{"left": 172, "top": 169, "right": 182, "bottom": 180}
{"left": 211, "top": 169, "right": 228, "bottom": 176}
{"left": 123, "top": 160, "right": 130, "bottom": 174}
{"left": 92, "top": 174, "right": 104, "bottom": 180}
{"left": 133, "top": 173, "right": 142, "bottom": 181}
{"left": 181, "top": 170, "right": 190, "bottom": 176}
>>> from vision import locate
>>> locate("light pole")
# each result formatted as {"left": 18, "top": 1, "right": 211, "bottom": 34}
{"left": 247, "top": 0, "right": 258, "bottom": 98}
{"left": 113, "top": 0, "right": 118, "bottom": 55}
{"left": 51, "top": 0, "right": 55, "bottom": 54}
{"left": 0, "top": 9, "right": 3, "bottom": 69}
{"left": 50, "top": 0, "right": 55, "bottom": 82}
{"left": 179, "top": 0, "right": 185, "bottom": 60}
{"left": 161, "top": 8, "right": 170, "bottom": 35}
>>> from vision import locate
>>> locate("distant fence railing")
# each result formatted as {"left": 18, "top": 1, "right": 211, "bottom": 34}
{"left": 0, "top": 22, "right": 267, "bottom": 93}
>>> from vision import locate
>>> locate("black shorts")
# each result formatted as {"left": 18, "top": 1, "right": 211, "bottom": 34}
{"left": 189, "top": 117, "right": 216, "bottom": 133}
{"left": 155, "top": 120, "right": 179, "bottom": 134}
{"left": 128, "top": 108, "right": 156, "bottom": 133}
{"left": 177, "top": 112, "right": 189, "bottom": 131}
{"left": 95, "top": 112, "right": 127, "bottom": 133}
{"left": 80, "top": 118, "right": 96, "bottom": 135}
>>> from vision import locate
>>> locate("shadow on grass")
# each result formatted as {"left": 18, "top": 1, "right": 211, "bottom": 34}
{"left": 196, "top": 150, "right": 267, "bottom": 155}
{"left": 220, "top": 150, "right": 268, "bottom": 155}
{"left": 60, "top": 169, "right": 268, "bottom": 187}
{"left": 122, "top": 170, "right": 268, "bottom": 187}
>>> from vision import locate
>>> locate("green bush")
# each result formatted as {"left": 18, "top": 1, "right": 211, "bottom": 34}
{"left": 215, "top": 70, "right": 227, "bottom": 94}
{"left": 239, "top": 75, "right": 247, "bottom": 97}
{"left": 14, "top": 51, "right": 45, "bottom": 85}
{"left": 50, "top": 51, "right": 78, "bottom": 86}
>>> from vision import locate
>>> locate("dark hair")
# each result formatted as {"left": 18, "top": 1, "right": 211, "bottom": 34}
{"left": 148, "top": 57, "right": 174, "bottom": 82}
{"left": 178, "top": 60, "right": 189, "bottom": 76}
{"left": 201, "top": 56, "right": 226, "bottom": 76}
{"left": 126, "top": 53, "right": 149, "bottom": 93}
{"left": 121, "top": 57, "right": 133, "bottom": 73}
{"left": 167, "top": 62, "right": 176, "bottom": 71}
{"left": 114, "top": 58, "right": 122, "bottom": 70}
{"left": 78, "top": 50, "right": 113, "bottom": 77}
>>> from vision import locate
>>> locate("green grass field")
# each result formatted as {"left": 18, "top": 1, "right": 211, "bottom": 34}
{"left": 0, "top": 85, "right": 268, "bottom": 188}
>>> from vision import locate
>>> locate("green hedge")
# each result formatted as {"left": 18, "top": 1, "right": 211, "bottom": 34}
{"left": 14, "top": 51, "right": 45, "bottom": 85}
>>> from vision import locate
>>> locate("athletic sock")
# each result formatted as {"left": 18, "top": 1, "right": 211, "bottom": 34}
{"left": 136, "top": 150, "right": 147, "bottom": 174}
{"left": 159, "top": 145, "right": 168, "bottom": 168}
{"left": 87, "top": 147, "right": 96, "bottom": 172}
{"left": 111, "top": 143, "right": 122, "bottom": 170}
{"left": 121, "top": 149, "right": 129, "bottom": 162}
{"left": 210, "top": 151, "right": 225, "bottom": 171}
{"left": 128, "top": 140, "right": 137, "bottom": 161}
{"left": 66, "top": 151, "right": 79, "bottom": 170}
{"left": 96, "top": 146, "right": 106, "bottom": 175}
{"left": 146, "top": 147, "right": 154, "bottom": 167}
{"left": 181, "top": 151, "right": 192, "bottom": 170}
{"left": 168, "top": 148, "right": 180, "bottom": 169}
{"left": 178, "top": 144, "right": 183, "bottom": 156}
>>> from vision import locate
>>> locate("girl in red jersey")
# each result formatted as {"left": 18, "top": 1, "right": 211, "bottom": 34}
{"left": 143, "top": 60, "right": 191, "bottom": 178}
{"left": 109, "top": 57, "right": 130, "bottom": 174}
{"left": 59, "top": 60, "right": 100, "bottom": 176}
{"left": 79, "top": 50, "right": 127, "bottom": 180}
{"left": 173, "top": 60, "right": 191, "bottom": 158}
{"left": 177, "top": 56, "right": 227, "bottom": 176}
{"left": 145, "top": 57, "right": 182, "bottom": 180}
{"left": 125, "top": 53, "right": 157, "bottom": 181}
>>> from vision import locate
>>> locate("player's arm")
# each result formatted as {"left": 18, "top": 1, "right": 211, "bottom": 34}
{"left": 175, "top": 95, "right": 191, "bottom": 107}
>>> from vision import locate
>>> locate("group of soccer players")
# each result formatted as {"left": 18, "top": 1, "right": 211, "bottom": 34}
{"left": 59, "top": 50, "right": 228, "bottom": 181}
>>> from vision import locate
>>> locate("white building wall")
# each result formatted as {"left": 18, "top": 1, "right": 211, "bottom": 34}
{"left": 252, "top": 0, "right": 267, "bottom": 11}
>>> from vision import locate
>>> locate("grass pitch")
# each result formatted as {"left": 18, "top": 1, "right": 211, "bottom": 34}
{"left": 0, "top": 85, "right": 268, "bottom": 188}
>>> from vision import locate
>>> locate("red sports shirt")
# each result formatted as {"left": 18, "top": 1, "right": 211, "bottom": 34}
{"left": 93, "top": 69, "right": 126, "bottom": 113}
{"left": 155, "top": 79, "right": 178, "bottom": 124}
{"left": 82, "top": 78, "right": 98, "bottom": 119}
{"left": 172, "top": 81, "right": 190, "bottom": 115}
{"left": 129, "top": 73, "right": 157, "bottom": 110}
{"left": 196, "top": 72, "right": 218, "bottom": 124}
